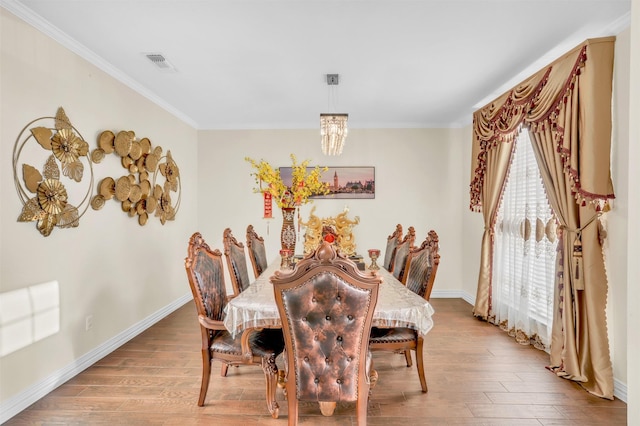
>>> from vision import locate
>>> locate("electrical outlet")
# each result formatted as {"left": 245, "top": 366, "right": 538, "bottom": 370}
{"left": 85, "top": 315, "right": 93, "bottom": 331}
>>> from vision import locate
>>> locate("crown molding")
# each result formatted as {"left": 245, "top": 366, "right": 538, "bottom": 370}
{"left": 1, "top": 0, "right": 199, "bottom": 129}
{"left": 472, "top": 11, "right": 632, "bottom": 112}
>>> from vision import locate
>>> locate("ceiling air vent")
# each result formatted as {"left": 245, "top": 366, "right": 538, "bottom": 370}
{"left": 144, "top": 53, "right": 177, "bottom": 72}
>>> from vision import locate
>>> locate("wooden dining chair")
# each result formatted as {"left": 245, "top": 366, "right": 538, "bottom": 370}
{"left": 271, "top": 241, "right": 382, "bottom": 426}
{"left": 369, "top": 230, "right": 440, "bottom": 393}
{"left": 246, "top": 224, "right": 268, "bottom": 278}
{"left": 403, "top": 230, "right": 440, "bottom": 301}
{"left": 223, "top": 227, "right": 251, "bottom": 295}
{"left": 383, "top": 224, "right": 403, "bottom": 271}
{"left": 184, "top": 232, "right": 284, "bottom": 417}
{"left": 390, "top": 226, "right": 416, "bottom": 281}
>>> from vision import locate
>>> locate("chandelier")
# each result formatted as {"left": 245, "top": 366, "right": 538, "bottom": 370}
{"left": 320, "top": 113, "right": 348, "bottom": 155}
{"left": 320, "top": 74, "right": 348, "bottom": 156}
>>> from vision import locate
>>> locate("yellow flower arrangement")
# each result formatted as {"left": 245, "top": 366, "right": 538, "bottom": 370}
{"left": 245, "top": 154, "right": 329, "bottom": 208}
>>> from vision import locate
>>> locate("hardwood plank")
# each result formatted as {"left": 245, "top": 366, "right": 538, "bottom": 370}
{"left": 5, "top": 298, "right": 626, "bottom": 425}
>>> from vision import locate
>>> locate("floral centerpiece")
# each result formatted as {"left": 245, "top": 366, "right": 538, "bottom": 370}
{"left": 246, "top": 154, "right": 329, "bottom": 251}
{"left": 245, "top": 154, "right": 328, "bottom": 208}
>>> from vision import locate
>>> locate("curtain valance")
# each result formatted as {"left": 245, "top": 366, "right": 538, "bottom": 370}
{"left": 469, "top": 36, "right": 617, "bottom": 399}
{"left": 470, "top": 37, "right": 616, "bottom": 212}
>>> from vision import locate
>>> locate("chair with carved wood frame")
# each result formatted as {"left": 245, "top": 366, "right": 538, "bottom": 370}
{"left": 390, "top": 226, "right": 416, "bottom": 281}
{"left": 271, "top": 241, "right": 382, "bottom": 426}
{"left": 369, "top": 230, "right": 440, "bottom": 393}
{"left": 246, "top": 224, "right": 268, "bottom": 279}
{"left": 184, "top": 232, "right": 284, "bottom": 417}
{"left": 403, "top": 230, "right": 440, "bottom": 301}
{"left": 383, "top": 224, "right": 403, "bottom": 271}
{"left": 223, "top": 228, "right": 252, "bottom": 296}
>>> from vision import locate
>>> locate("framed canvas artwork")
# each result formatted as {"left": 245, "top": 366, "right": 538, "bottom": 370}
{"left": 279, "top": 166, "right": 375, "bottom": 199}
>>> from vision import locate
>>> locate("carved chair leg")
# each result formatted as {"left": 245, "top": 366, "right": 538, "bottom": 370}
{"left": 262, "top": 355, "right": 280, "bottom": 419}
{"left": 356, "top": 393, "right": 369, "bottom": 426}
{"left": 369, "top": 368, "right": 379, "bottom": 392}
{"left": 404, "top": 349, "right": 412, "bottom": 367}
{"left": 415, "top": 338, "right": 428, "bottom": 393}
{"left": 220, "top": 362, "right": 229, "bottom": 377}
{"left": 198, "top": 350, "right": 212, "bottom": 406}
{"left": 289, "top": 399, "right": 299, "bottom": 426}
{"left": 277, "top": 369, "right": 287, "bottom": 395}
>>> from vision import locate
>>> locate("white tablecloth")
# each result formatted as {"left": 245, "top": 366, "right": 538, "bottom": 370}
{"left": 223, "top": 260, "right": 435, "bottom": 338}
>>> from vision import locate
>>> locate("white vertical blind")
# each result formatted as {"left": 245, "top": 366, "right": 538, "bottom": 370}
{"left": 491, "top": 130, "right": 557, "bottom": 350}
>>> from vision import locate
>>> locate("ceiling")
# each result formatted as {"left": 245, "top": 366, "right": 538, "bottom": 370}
{"left": 4, "top": 0, "right": 631, "bottom": 130}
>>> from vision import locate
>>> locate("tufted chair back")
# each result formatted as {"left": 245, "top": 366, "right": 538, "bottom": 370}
{"left": 383, "top": 224, "right": 403, "bottom": 271}
{"left": 246, "top": 224, "right": 268, "bottom": 278}
{"left": 185, "top": 232, "right": 227, "bottom": 324}
{"left": 185, "top": 232, "right": 285, "bottom": 415}
{"left": 369, "top": 230, "right": 440, "bottom": 395}
{"left": 271, "top": 241, "right": 381, "bottom": 425}
{"left": 391, "top": 226, "right": 416, "bottom": 281}
{"left": 223, "top": 228, "right": 251, "bottom": 295}
{"left": 403, "top": 230, "right": 440, "bottom": 301}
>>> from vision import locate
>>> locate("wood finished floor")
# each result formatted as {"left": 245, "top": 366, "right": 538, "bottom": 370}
{"left": 6, "top": 298, "right": 626, "bottom": 425}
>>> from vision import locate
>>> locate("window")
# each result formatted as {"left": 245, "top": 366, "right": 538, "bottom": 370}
{"left": 491, "top": 130, "right": 557, "bottom": 351}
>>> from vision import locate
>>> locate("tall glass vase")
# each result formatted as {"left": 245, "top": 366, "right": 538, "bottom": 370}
{"left": 280, "top": 207, "right": 296, "bottom": 253}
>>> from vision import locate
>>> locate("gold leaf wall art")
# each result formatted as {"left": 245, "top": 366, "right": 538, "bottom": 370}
{"left": 91, "top": 129, "right": 180, "bottom": 226}
{"left": 13, "top": 107, "right": 94, "bottom": 237}
{"left": 22, "top": 164, "right": 42, "bottom": 193}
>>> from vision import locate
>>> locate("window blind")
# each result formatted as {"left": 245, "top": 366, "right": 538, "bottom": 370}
{"left": 491, "top": 130, "right": 557, "bottom": 350}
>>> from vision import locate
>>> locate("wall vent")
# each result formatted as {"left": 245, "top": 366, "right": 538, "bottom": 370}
{"left": 144, "top": 53, "right": 177, "bottom": 72}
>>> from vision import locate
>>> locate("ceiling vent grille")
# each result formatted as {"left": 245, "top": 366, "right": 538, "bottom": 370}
{"left": 144, "top": 53, "right": 177, "bottom": 72}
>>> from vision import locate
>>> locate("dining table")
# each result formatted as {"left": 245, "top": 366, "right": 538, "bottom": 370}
{"left": 224, "top": 259, "right": 435, "bottom": 337}
{"left": 222, "top": 257, "right": 435, "bottom": 417}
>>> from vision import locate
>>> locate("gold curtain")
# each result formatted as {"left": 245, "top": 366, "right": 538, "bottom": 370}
{"left": 469, "top": 37, "right": 616, "bottom": 398}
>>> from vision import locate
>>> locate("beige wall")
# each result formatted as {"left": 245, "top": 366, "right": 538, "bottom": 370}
{"left": 626, "top": 0, "right": 639, "bottom": 423}
{"left": 459, "top": 124, "right": 485, "bottom": 301}
{"left": 0, "top": 8, "right": 198, "bottom": 402}
{"left": 1, "top": 2, "right": 636, "bottom": 422}
{"left": 196, "top": 128, "right": 466, "bottom": 299}
{"left": 608, "top": 26, "right": 631, "bottom": 399}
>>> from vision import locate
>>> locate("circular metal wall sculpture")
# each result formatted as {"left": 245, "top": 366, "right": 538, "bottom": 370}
{"left": 90, "top": 130, "right": 181, "bottom": 226}
{"left": 13, "top": 107, "right": 94, "bottom": 237}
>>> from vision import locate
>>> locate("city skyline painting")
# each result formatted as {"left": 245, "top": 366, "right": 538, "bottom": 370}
{"left": 279, "top": 166, "right": 375, "bottom": 199}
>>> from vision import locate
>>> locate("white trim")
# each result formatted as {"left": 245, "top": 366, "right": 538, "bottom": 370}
{"left": 0, "top": 0, "right": 198, "bottom": 129}
{"left": 459, "top": 291, "right": 475, "bottom": 306}
{"left": 0, "top": 293, "right": 192, "bottom": 424}
{"left": 614, "top": 377, "right": 628, "bottom": 403}
{"left": 429, "top": 290, "right": 476, "bottom": 306}
{"left": 471, "top": 12, "right": 631, "bottom": 111}
{"left": 0, "top": 290, "right": 627, "bottom": 419}
{"left": 430, "top": 289, "right": 471, "bottom": 301}
{"left": 437, "top": 290, "right": 629, "bottom": 403}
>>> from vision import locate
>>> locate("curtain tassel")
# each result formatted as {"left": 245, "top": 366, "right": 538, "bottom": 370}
{"left": 572, "top": 234, "right": 584, "bottom": 290}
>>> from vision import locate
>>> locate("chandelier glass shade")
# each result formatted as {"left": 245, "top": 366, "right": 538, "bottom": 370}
{"left": 320, "top": 113, "right": 348, "bottom": 156}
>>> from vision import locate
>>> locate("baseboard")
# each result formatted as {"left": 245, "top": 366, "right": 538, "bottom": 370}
{"left": 430, "top": 289, "right": 476, "bottom": 306}
{"left": 1, "top": 290, "right": 627, "bottom": 421}
{"left": 0, "top": 293, "right": 192, "bottom": 424}
{"left": 430, "top": 290, "right": 628, "bottom": 403}
{"left": 614, "top": 377, "right": 628, "bottom": 403}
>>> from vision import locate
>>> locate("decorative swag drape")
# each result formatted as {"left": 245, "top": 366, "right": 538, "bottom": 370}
{"left": 469, "top": 37, "right": 616, "bottom": 399}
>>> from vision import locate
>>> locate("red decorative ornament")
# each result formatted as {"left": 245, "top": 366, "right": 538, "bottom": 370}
{"left": 324, "top": 233, "right": 336, "bottom": 244}
{"left": 263, "top": 192, "right": 273, "bottom": 219}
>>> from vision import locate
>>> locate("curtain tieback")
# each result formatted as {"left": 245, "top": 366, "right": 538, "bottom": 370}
{"left": 558, "top": 213, "right": 600, "bottom": 291}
